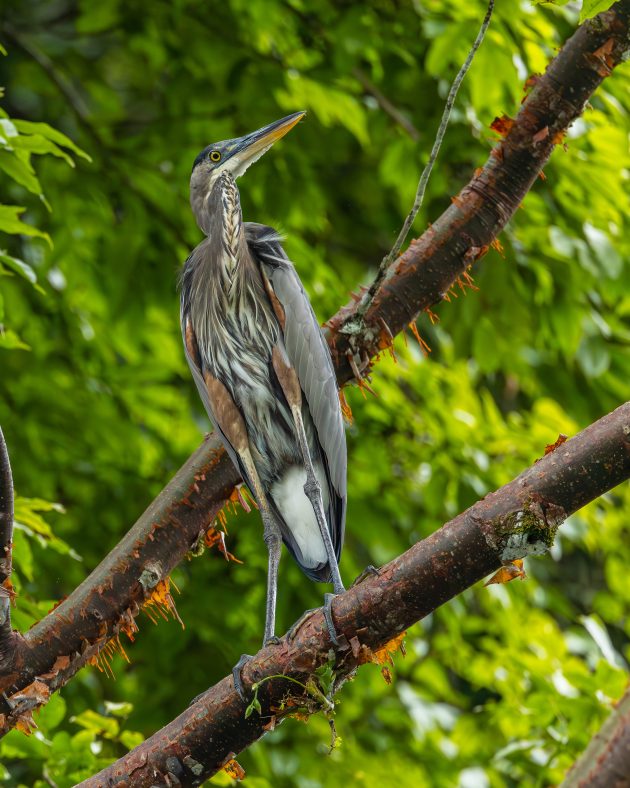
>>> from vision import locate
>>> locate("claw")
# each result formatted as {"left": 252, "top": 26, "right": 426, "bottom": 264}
{"left": 323, "top": 593, "right": 340, "bottom": 647}
{"left": 351, "top": 564, "right": 380, "bottom": 587}
{"left": 265, "top": 635, "right": 281, "bottom": 646}
{"left": 287, "top": 595, "right": 342, "bottom": 646}
{"left": 232, "top": 653, "right": 253, "bottom": 701}
{"left": 189, "top": 689, "right": 208, "bottom": 707}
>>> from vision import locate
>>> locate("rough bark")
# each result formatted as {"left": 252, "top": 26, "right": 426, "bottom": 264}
{"left": 0, "top": 0, "right": 628, "bottom": 741}
{"left": 562, "top": 685, "right": 630, "bottom": 788}
{"left": 80, "top": 402, "right": 630, "bottom": 786}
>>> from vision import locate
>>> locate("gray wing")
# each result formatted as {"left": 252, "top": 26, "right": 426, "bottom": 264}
{"left": 179, "top": 243, "right": 249, "bottom": 487}
{"left": 245, "top": 222, "right": 347, "bottom": 557}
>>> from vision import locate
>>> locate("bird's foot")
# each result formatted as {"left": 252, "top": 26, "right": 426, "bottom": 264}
{"left": 322, "top": 592, "right": 340, "bottom": 646}
{"left": 231, "top": 638, "right": 281, "bottom": 701}
{"left": 232, "top": 653, "right": 254, "bottom": 702}
{"left": 351, "top": 564, "right": 380, "bottom": 587}
{"left": 288, "top": 593, "right": 341, "bottom": 647}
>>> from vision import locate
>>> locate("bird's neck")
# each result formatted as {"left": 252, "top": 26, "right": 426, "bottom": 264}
{"left": 215, "top": 171, "right": 243, "bottom": 284}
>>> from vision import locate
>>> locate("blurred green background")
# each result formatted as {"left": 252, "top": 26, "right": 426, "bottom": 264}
{"left": 1, "top": 0, "right": 629, "bottom": 785}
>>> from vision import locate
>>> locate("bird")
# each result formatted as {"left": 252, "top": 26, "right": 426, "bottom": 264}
{"left": 180, "top": 111, "right": 346, "bottom": 678}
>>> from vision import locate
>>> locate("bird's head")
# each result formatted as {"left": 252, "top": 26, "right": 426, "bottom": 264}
{"left": 190, "top": 111, "right": 305, "bottom": 197}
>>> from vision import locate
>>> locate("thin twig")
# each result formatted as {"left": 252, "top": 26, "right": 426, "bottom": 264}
{"left": 0, "top": 426, "right": 15, "bottom": 663}
{"left": 353, "top": 68, "right": 420, "bottom": 141}
{"left": 353, "top": 0, "right": 495, "bottom": 323}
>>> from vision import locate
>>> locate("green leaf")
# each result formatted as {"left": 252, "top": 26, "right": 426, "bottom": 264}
{"left": 0, "top": 205, "right": 51, "bottom": 245}
{"left": 576, "top": 336, "right": 610, "bottom": 378}
{"left": 0, "top": 329, "right": 30, "bottom": 350}
{"left": 104, "top": 700, "right": 134, "bottom": 718}
{"left": 9, "top": 133, "right": 76, "bottom": 167}
{"left": 119, "top": 729, "right": 144, "bottom": 750}
{"left": 276, "top": 74, "right": 369, "bottom": 146}
{"left": 0, "top": 149, "right": 44, "bottom": 196}
{"left": 37, "top": 694, "right": 67, "bottom": 732}
{"left": 580, "top": 1, "right": 616, "bottom": 22}
{"left": 70, "top": 709, "right": 120, "bottom": 739}
{"left": 13, "top": 120, "right": 91, "bottom": 161}
{"left": 0, "top": 251, "right": 39, "bottom": 286}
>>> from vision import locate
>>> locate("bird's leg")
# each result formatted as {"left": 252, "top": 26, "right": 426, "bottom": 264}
{"left": 271, "top": 347, "right": 344, "bottom": 593}
{"left": 229, "top": 451, "right": 283, "bottom": 701}
{"left": 291, "top": 405, "right": 344, "bottom": 594}
{"left": 261, "top": 509, "right": 282, "bottom": 646}
{"left": 270, "top": 346, "right": 344, "bottom": 645}
{"left": 237, "top": 447, "right": 282, "bottom": 647}
{"left": 201, "top": 371, "right": 283, "bottom": 699}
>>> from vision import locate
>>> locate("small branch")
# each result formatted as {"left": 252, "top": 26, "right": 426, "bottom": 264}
{"left": 79, "top": 402, "right": 630, "bottom": 787}
{"left": 0, "top": 427, "right": 15, "bottom": 667}
{"left": 353, "top": 0, "right": 495, "bottom": 324}
{"left": 561, "top": 684, "right": 630, "bottom": 787}
{"left": 352, "top": 67, "right": 420, "bottom": 141}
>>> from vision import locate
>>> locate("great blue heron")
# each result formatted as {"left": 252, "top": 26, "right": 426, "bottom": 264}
{"left": 180, "top": 112, "right": 346, "bottom": 687}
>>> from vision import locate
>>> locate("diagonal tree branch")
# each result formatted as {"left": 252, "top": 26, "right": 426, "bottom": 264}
{"left": 79, "top": 402, "right": 630, "bottom": 786}
{"left": 332, "top": 1, "right": 630, "bottom": 380}
{"left": 0, "top": 0, "right": 629, "bottom": 737}
{"left": 561, "top": 683, "right": 630, "bottom": 787}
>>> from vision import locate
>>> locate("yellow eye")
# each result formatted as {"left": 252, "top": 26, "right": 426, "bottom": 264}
{"left": 209, "top": 150, "right": 221, "bottom": 162}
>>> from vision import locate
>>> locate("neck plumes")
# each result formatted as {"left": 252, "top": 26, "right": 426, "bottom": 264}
{"left": 216, "top": 171, "right": 243, "bottom": 285}
{"left": 191, "top": 170, "right": 245, "bottom": 297}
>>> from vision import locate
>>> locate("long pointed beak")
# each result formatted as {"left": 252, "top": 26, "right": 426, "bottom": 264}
{"left": 227, "top": 111, "right": 305, "bottom": 173}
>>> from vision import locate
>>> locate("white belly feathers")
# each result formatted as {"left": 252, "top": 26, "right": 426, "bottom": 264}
{"left": 271, "top": 464, "right": 328, "bottom": 568}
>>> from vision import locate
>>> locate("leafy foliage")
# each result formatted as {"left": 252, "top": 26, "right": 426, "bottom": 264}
{"left": 0, "top": 0, "right": 629, "bottom": 785}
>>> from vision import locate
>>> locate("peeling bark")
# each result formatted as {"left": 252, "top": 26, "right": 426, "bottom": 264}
{"left": 80, "top": 402, "right": 630, "bottom": 787}
{"left": 0, "top": 0, "right": 627, "bottom": 746}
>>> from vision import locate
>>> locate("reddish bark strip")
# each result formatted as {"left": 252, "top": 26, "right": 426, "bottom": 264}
{"left": 80, "top": 402, "right": 630, "bottom": 786}
{"left": 0, "top": 0, "right": 629, "bottom": 742}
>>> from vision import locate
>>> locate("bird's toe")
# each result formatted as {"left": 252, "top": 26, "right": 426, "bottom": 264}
{"left": 322, "top": 592, "right": 341, "bottom": 647}
{"left": 232, "top": 653, "right": 254, "bottom": 701}
{"left": 351, "top": 564, "right": 381, "bottom": 588}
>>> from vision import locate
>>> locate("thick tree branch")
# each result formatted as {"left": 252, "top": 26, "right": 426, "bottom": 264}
{"left": 562, "top": 684, "right": 630, "bottom": 787}
{"left": 0, "top": 0, "right": 628, "bottom": 738}
{"left": 80, "top": 402, "right": 630, "bottom": 786}
{"left": 0, "top": 427, "right": 15, "bottom": 668}
{"left": 0, "top": 436, "right": 239, "bottom": 728}
{"left": 332, "top": 1, "right": 630, "bottom": 380}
